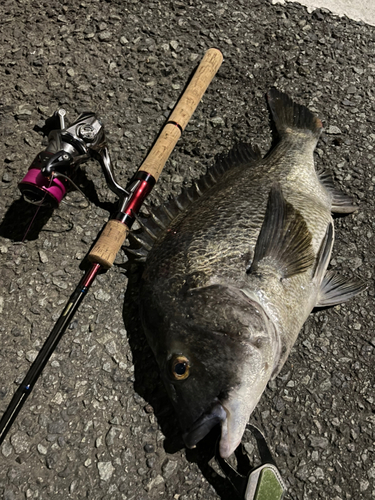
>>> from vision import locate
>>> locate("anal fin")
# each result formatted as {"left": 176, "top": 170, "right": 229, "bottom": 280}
{"left": 319, "top": 170, "right": 358, "bottom": 214}
{"left": 249, "top": 184, "right": 315, "bottom": 279}
{"left": 316, "top": 270, "right": 366, "bottom": 307}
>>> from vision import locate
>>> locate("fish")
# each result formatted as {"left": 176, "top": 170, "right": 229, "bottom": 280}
{"left": 131, "top": 88, "right": 365, "bottom": 458}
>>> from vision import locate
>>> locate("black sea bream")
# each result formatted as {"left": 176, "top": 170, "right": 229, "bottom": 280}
{"left": 133, "top": 89, "right": 364, "bottom": 458}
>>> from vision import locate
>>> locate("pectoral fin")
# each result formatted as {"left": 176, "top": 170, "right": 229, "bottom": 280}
{"left": 249, "top": 184, "right": 315, "bottom": 279}
{"left": 316, "top": 270, "right": 366, "bottom": 307}
{"left": 313, "top": 222, "right": 334, "bottom": 283}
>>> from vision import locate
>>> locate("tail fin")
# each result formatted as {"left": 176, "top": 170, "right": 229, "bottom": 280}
{"left": 267, "top": 88, "right": 322, "bottom": 140}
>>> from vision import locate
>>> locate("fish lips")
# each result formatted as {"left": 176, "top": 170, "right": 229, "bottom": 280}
{"left": 182, "top": 399, "right": 227, "bottom": 449}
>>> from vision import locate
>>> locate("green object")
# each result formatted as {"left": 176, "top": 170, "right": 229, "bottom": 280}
{"left": 255, "top": 467, "right": 284, "bottom": 499}
{"left": 214, "top": 424, "right": 286, "bottom": 499}
{"left": 245, "top": 464, "right": 285, "bottom": 500}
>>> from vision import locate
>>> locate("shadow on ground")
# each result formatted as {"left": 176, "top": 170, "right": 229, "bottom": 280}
{"left": 0, "top": 167, "right": 114, "bottom": 242}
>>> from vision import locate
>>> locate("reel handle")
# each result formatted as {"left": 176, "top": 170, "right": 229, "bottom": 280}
{"left": 88, "top": 48, "right": 223, "bottom": 269}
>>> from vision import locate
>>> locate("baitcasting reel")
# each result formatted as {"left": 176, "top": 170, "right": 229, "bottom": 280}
{"left": 18, "top": 110, "right": 128, "bottom": 208}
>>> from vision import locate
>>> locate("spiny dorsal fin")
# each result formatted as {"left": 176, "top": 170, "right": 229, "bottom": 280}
{"left": 126, "top": 245, "right": 149, "bottom": 261}
{"left": 214, "top": 142, "right": 262, "bottom": 173}
{"left": 316, "top": 270, "right": 366, "bottom": 307}
{"left": 249, "top": 184, "right": 315, "bottom": 279}
{"left": 318, "top": 170, "right": 358, "bottom": 214}
{"left": 267, "top": 88, "right": 322, "bottom": 140}
{"left": 128, "top": 142, "right": 261, "bottom": 262}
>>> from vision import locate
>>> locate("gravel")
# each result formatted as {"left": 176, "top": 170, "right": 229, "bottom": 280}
{"left": 0, "top": 0, "right": 374, "bottom": 499}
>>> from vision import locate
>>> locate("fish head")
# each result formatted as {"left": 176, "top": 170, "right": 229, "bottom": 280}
{"left": 140, "top": 283, "right": 279, "bottom": 458}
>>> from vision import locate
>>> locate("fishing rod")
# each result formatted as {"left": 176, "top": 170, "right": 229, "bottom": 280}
{"left": 0, "top": 47, "right": 223, "bottom": 445}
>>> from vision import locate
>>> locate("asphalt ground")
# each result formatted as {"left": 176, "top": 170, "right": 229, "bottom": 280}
{"left": 0, "top": 1, "right": 374, "bottom": 499}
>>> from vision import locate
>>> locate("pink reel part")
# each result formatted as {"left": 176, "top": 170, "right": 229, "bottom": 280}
{"left": 19, "top": 167, "right": 68, "bottom": 208}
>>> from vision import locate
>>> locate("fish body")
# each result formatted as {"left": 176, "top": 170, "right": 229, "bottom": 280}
{"left": 135, "top": 89, "right": 363, "bottom": 458}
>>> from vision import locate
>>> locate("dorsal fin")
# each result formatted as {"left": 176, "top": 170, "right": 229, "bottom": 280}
{"left": 128, "top": 143, "right": 261, "bottom": 262}
{"left": 318, "top": 170, "right": 358, "bottom": 214}
{"left": 214, "top": 142, "right": 262, "bottom": 172}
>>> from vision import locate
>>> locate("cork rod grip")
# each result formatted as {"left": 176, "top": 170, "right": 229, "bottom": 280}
{"left": 88, "top": 220, "right": 128, "bottom": 269}
{"left": 88, "top": 48, "right": 223, "bottom": 269}
{"left": 140, "top": 48, "right": 223, "bottom": 181}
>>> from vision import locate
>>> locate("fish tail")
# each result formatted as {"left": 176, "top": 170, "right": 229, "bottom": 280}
{"left": 267, "top": 88, "right": 322, "bottom": 140}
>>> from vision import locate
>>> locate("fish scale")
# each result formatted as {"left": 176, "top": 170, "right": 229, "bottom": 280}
{"left": 136, "top": 88, "right": 365, "bottom": 458}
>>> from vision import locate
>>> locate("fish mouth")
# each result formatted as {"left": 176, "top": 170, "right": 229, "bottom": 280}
{"left": 182, "top": 399, "right": 227, "bottom": 449}
{"left": 181, "top": 397, "right": 247, "bottom": 459}
{"left": 182, "top": 377, "right": 270, "bottom": 458}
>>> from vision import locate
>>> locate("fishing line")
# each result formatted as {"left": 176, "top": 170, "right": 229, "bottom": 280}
{"left": 21, "top": 172, "right": 90, "bottom": 240}
{"left": 40, "top": 172, "right": 92, "bottom": 233}
{"left": 40, "top": 216, "right": 74, "bottom": 234}
{"left": 53, "top": 172, "right": 91, "bottom": 209}
{"left": 21, "top": 176, "right": 54, "bottom": 243}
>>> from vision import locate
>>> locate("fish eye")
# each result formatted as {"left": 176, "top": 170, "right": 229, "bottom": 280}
{"left": 170, "top": 355, "right": 190, "bottom": 381}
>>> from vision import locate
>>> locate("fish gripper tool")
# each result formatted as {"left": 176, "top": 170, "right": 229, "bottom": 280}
{"left": 216, "top": 424, "right": 286, "bottom": 500}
